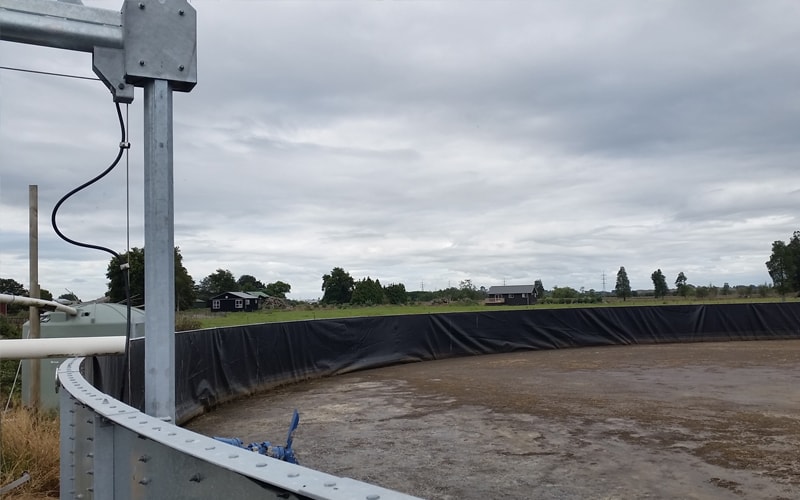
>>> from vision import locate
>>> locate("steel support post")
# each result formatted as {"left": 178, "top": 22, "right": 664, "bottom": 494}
{"left": 143, "top": 79, "right": 176, "bottom": 422}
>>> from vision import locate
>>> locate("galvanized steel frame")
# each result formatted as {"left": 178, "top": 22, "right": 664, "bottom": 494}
{"left": 0, "top": 0, "right": 197, "bottom": 422}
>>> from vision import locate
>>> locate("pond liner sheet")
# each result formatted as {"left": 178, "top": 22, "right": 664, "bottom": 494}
{"left": 93, "top": 302, "right": 800, "bottom": 424}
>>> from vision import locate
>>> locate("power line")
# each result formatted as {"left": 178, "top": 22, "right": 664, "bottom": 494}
{"left": 0, "top": 65, "right": 100, "bottom": 81}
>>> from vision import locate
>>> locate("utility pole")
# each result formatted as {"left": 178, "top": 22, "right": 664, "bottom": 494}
{"left": 29, "top": 185, "right": 40, "bottom": 409}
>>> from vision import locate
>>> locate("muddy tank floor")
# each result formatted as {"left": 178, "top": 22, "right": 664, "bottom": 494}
{"left": 187, "top": 340, "right": 800, "bottom": 499}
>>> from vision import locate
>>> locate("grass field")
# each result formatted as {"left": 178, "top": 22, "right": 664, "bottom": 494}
{"left": 188, "top": 296, "right": 800, "bottom": 329}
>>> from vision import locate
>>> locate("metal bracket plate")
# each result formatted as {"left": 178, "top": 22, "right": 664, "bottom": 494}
{"left": 93, "top": 46, "right": 135, "bottom": 103}
{"left": 122, "top": 0, "right": 197, "bottom": 92}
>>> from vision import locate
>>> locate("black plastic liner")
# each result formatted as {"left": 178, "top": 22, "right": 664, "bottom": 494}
{"left": 94, "top": 303, "right": 800, "bottom": 424}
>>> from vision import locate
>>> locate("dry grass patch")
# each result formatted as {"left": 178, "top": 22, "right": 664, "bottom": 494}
{"left": 1, "top": 407, "right": 60, "bottom": 498}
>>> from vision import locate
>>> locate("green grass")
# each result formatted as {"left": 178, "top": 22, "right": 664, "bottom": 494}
{"left": 185, "top": 295, "right": 800, "bottom": 329}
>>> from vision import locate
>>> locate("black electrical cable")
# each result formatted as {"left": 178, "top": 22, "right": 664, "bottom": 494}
{"left": 50, "top": 101, "right": 133, "bottom": 403}
{"left": 51, "top": 103, "right": 126, "bottom": 258}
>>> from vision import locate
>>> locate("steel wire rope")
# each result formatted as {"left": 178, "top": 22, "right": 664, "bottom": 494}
{"left": 0, "top": 65, "right": 100, "bottom": 82}
{"left": 122, "top": 103, "right": 133, "bottom": 404}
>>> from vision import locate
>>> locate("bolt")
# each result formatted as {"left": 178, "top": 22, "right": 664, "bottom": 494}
{"left": 179, "top": 65, "right": 185, "bottom": 71}
{"left": 366, "top": 496, "right": 380, "bottom": 500}
{"left": 139, "top": 60, "right": 145, "bottom": 66}
{"left": 324, "top": 481, "right": 336, "bottom": 487}
{"left": 117, "top": 83, "right": 125, "bottom": 90}
{"left": 139, "top": 455, "right": 150, "bottom": 463}
{"left": 139, "top": 478, "right": 151, "bottom": 485}
{"left": 287, "top": 472, "right": 299, "bottom": 478}
{"left": 138, "top": 3, "right": 145, "bottom": 9}
{"left": 179, "top": 9, "right": 185, "bottom": 15}
{"left": 189, "top": 473, "right": 203, "bottom": 483}
{"left": 255, "top": 463, "right": 267, "bottom": 468}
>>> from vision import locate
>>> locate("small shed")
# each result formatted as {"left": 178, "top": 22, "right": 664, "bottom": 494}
{"left": 485, "top": 285, "right": 537, "bottom": 306}
{"left": 248, "top": 291, "right": 269, "bottom": 305}
{"left": 208, "top": 291, "right": 259, "bottom": 312}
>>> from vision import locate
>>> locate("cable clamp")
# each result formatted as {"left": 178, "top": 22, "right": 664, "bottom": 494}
{"left": 120, "top": 141, "right": 131, "bottom": 149}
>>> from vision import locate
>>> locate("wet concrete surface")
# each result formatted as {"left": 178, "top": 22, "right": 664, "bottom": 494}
{"left": 187, "top": 340, "right": 800, "bottom": 499}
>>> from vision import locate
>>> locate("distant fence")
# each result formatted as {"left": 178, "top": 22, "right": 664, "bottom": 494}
{"left": 68, "top": 302, "right": 800, "bottom": 498}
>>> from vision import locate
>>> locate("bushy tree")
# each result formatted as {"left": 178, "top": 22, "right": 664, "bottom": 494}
{"left": 675, "top": 272, "right": 688, "bottom": 297}
{"left": 173, "top": 249, "right": 196, "bottom": 310}
{"left": 533, "top": 279, "right": 545, "bottom": 299}
{"left": 384, "top": 283, "right": 407, "bottom": 304}
{"left": 58, "top": 292, "right": 80, "bottom": 303}
{"left": 0, "top": 278, "right": 27, "bottom": 297}
{"left": 321, "top": 267, "right": 354, "bottom": 304}
{"left": 407, "top": 290, "right": 434, "bottom": 303}
{"left": 237, "top": 274, "right": 266, "bottom": 292}
{"left": 265, "top": 281, "right": 291, "bottom": 299}
{"left": 107, "top": 247, "right": 195, "bottom": 309}
{"left": 196, "top": 269, "right": 239, "bottom": 300}
{"left": 651, "top": 269, "right": 668, "bottom": 299}
{"left": 615, "top": 266, "right": 631, "bottom": 301}
{"left": 107, "top": 247, "right": 144, "bottom": 305}
{"left": 766, "top": 232, "right": 800, "bottom": 296}
{"left": 552, "top": 286, "right": 580, "bottom": 299}
{"left": 458, "top": 279, "right": 483, "bottom": 301}
{"left": 351, "top": 277, "right": 384, "bottom": 305}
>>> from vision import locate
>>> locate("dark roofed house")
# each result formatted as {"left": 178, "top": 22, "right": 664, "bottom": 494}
{"left": 208, "top": 291, "right": 259, "bottom": 312}
{"left": 485, "top": 285, "right": 537, "bottom": 306}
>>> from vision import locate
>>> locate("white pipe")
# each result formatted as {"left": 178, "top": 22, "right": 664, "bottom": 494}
{"left": 0, "top": 293, "right": 78, "bottom": 316}
{"left": 0, "top": 336, "right": 125, "bottom": 359}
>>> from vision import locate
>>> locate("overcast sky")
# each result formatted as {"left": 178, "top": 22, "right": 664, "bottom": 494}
{"left": 2, "top": 0, "right": 800, "bottom": 301}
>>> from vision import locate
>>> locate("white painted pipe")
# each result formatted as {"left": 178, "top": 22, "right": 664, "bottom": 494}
{"left": 0, "top": 336, "right": 126, "bottom": 360}
{"left": 0, "top": 293, "right": 78, "bottom": 316}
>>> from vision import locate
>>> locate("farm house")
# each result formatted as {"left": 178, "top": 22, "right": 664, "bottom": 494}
{"left": 485, "top": 285, "right": 537, "bottom": 306}
{"left": 208, "top": 291, "right": 260, "bottom": 312}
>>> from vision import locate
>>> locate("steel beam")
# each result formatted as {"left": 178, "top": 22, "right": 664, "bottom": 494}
{"left": 143, "top": 78, "right": 176, "bottom": 422}
{"left": 0, "top": 0, "right": 122, "bottom": 52}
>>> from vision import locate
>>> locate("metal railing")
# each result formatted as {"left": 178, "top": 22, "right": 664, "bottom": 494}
{"left": 58, "top": 357, "right": 420, "bottom": 500}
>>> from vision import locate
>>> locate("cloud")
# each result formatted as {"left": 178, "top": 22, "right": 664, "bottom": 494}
{"left": 2, "top": 1, "right": 799, "bottom": 300}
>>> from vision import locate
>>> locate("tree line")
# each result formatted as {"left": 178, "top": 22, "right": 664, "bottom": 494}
{"left": 5, "top": 231, "right": 799, "bottom": 312}
{"left": 105, "top": 247, "right": 292, "bottom": 308}
{"left": 319, "top": 267, "right": 491, "bottom": 305}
